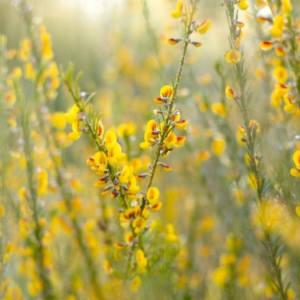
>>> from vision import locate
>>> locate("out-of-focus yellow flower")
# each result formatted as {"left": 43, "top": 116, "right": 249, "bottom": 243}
{"left": 248, "top": 173, "right": 258, "bottom": 190}
{"left": 130, "top": 276, "right": 141, "bottom": 292}
{"left": 212, "top": 103, "right": 227, "bottom": 117}
{"left": 283, "top": 95, "right": 297, "bottom": 113}
{"left": 50, "top": 112, "right": 66, "bottom": 130}
{"left": 0, "top": 204, "right": 6, "bottom": 218}
{"left": 275, "top": 46, "right": 287, "bottom": 57}
{"left": 136, "top": 249, "right": 147, "bottom": 273}
{"left": 117, "top": 123, "right": 136, "bottom": 138}
{"left": 40, "top": 26, "right": 54, "bottom": 60}
{"left": 3, "top": 91, "right": 16, "bottom": 106}
{"left": 197, "top": 150, "right": 210, "bottom": 162}
{"left": 168, "top": 38, "right": 182, "bottom": 45}
{"left": 295, "top": 206, "right": 300, "bottom": 219}
{"left": 274, "top": 83, "right": 291, "bottom": 96}
{"left": 270, "top": 91, "right": 282, "bottom": 107}
{"left": 171, "top": 1, "right": 184, "bottom": 19}
{"left": 225, "top": 86, "right": 236, "bottom": 99}
{"left": 290, "top": 168, "right": 300, "bottom": 177}
{"left": 196, "top": 20, "right": 211, "bottom": 34}
{"left": 103, "top": 260, "right": 113, "bottom": 274}
{"left": 37, "top": 169, "right": 48, "bottom": 195}
{"left": 211, "top": 137, "right": 226, "bottom": 156}
{"left": 293, "top": 151, "right": 300, "bottom": 169}
{"left": 270, "top": 15, "right": 285, "bottom": 38}
{"left": 165, "top": 223, "right": 178, "bottom": 243}
{"left": 225, "top": 49, "right": 241, "bottom": 64}
{"left": 237, "top": 0, "right": 249, "bottom": 10}
{"left": 212, "top": 267, "right": 229, "bottom": 287}
{"left": 273, "top": 66, "right": 288, "bottom": 84}
{"left": 24, "top": 63, "right": 37, "bottom": 80}
{"left": 6, "top": 48, "right": 16, "bottom": 60}
{"left": 18, "top": 39, "right": 31, "bottom": 61}
{"left": 219, "top": 253, "right": 236, "bottom": 266}
{"left": 259, "top": 41, "right": 274, "bottom": 51}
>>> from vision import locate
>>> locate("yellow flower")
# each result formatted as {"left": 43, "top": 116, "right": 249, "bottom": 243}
{"left": 225, "top": 86, "right": 236, "bottom": 99}
{"left": 237, "top": 0, "right": 249, "bottom": 10}
{"left": 68, "top": 121, "right": 82, "bottom": 141}
{"left": 147, "top": 187, "right": 160, "bottom": 205}
{"left": 270, "top": 91, "right": 282, "bottom": 107}
{"left": 295, "top": 206, "right": 300, "bottom": 217}
{"left": 175, "top": 119, "right": 188, "bottom": 130}
{"left": 130, "top": 276, "right": 141, "bottom": 292}
{"left": 273, "top": 66, "right": 288, "bottom": 84}
{"left": 65, "top": 105, "right": 80, "bottom": 123}
{"left": 274, "top": 83, "right": 291, "bottom": 96}
{"left": 0, "top": 204, "right": 6, "bottom": 218}
{"left": 283, "top": 95, "right": 297, "bottom": 113}
{"left": 37, "top": 169, "right": 48, "bottom": 195}
{"left": 104, "top": 130, "right": 117, "bottom": 150}
{"left": 171, "top": 1, "right": 183, "bottom": 19}
{"left": 220, "top": 253, "right": 236, "bottom": 266}
{"left": 18, "top": 39, "right": 31, "bottom": 61}
{"left": 50, "top": 112, "right": 66, "bottom": 130}
{"left": 225, "top": 49, "right": 241, "bottom": 64}
{"left": 196, "top": 20, "right": 211, "bottom": 34}
{"left": 119, "top": 165, "right": 133, "bottom": 184}
{"left": 290, "top": 168, "right": 300, "bottom": 177}
{"left": 270, "top": 15, "right": 285, "bottom": 38}
{"left": 136, "top": 249, "right": 147, "bottom": 269}
{"left": 24, "top": 63, "right": 37, "bottom": 80}
{"left": 211, "top": 137, "right": 226, "bottom": 156}
{"left": 248, "top": 173, "right": 258, "bottom": 190}
{"left": 92, "top": 151, "right": 108, "bottom": 174}
{"left": 164, "top": 132, "right": 177, "bottom": 148}
{"left": 40, "top": 26, "right": 54, "bottom": 60}
{"left": 197, "top": 150, "right": 210, "bottom": 162}
{"left": 107, "top": 143, "right": 125, "bottom": 165}
{"left": 117, "top": 123, "right": 136, "bottom": 138}
{"left": 293, "top": 151, "right": 300, "bottom": 169}
{"left": 103, "top": 260, "right": 113, "bottom": 274}
{"left": 160, "top": 85, "right": 173, "bottom": 98}
{"left": 211, "top": 103, "right": 227, "bottom": 117}
{"left": 132, "top": 217, "right": 146, "bottom": 234}
{"left": 212, "top": 267, "right": 230, "bottom": 287}
{"left": 168, "top": 38, "right": 182, "bottom": 45}
{"left": 174, "top": 136, "right": 186, "bottom": 147}
{"left": 165, "top": 224, "right": 178, "bottom": 242}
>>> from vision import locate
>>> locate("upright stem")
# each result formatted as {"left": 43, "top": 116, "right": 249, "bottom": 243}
{"left": 225, "top": 2, "right": 287, "bottom": 299}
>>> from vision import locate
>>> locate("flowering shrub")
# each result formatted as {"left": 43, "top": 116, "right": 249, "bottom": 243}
{"left": 1, "top": 0, "right": 300, "bottom": 299}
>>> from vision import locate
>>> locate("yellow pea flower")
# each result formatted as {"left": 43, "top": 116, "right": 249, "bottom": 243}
{"left": 147, "top": 187, "right": 160, "bottom": 205}
{"left": 225, "top": 49, "right": 241, "bottom": 64}
{"left": 196, "top": 20, "right": 211, "bottom": 34}
{"left": 237, "top": 0, "right": 249, "bottom": 10}
{"left": 171, "top": 1, "right": 183, "bottom": 19}
{"left": 225, "top": 86, "right": 236, "bottom": 99}
{"left": 211, "top": 137, "right": 226, "bottom": 156}
{"left": 65, "top": 105, "right": 80, "bottom": 123}
{"left": 130, "top": 276, "right": 141, "bottom": 292}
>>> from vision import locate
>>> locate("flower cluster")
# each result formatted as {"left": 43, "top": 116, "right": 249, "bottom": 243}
{"left": 168, "top": 0, "right": 210, "bottom": 48}
{"left": 258, "top": 0, "right": 300, "bottom": 115}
